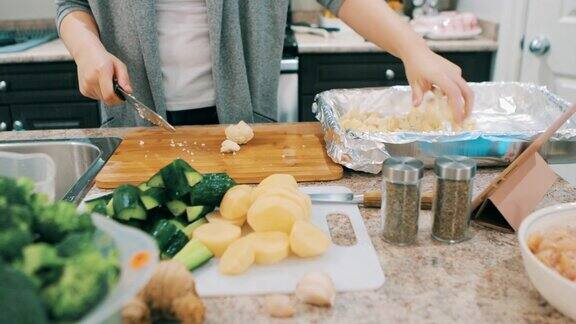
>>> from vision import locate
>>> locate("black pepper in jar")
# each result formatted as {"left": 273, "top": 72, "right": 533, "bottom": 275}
{"left": 381, "top": 157, "right": 424, "bottom": 245}
{"left": 431, "top": 156, "right": 476, "bottom": 243}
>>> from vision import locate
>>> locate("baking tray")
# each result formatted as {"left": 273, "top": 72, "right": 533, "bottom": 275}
{"left": 313, "top": 82, "right": 576, "bottom": 173}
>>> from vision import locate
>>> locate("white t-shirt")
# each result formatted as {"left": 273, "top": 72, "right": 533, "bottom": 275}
{"left": 156, "top": 0, "right": 216, "bottom": 111}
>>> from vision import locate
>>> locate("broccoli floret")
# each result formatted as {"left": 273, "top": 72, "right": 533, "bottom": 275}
{"left": 56, "top": 232, "right": 97, "bottom": 257}
{"left": 19, "top": 244, "right": 64, "bottom": 288}
{"left": 0, "top": 176, "right": 35, "bottom": 206}
{"left": 41, "top": 250, "right": 119, "bottom": 321}
{"left": 0, "top": 261, "right": 49, "bottom": 324}
{"left": 0, "top": 205, "right": 34, "bottom": 260}
{"left": 34, "top": 201, "right": 94, "bottom": 243}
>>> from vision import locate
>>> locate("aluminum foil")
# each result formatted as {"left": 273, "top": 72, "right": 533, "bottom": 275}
{"left": 313, "top": 82, "right": 575, "bottom": 173}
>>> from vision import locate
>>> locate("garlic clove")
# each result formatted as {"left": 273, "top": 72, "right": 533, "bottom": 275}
{"left": 295, "top": 271, "right": 336, "bottom": 307}
{"left": 264, "top": 294, "right": 295, "bottom": 318}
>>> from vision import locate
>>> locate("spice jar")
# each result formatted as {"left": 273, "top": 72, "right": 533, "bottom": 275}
{"left": 381, "top": 157, "right": 424, "bottom": 245}
{"left": 431, "top": 156, "right": 477, "bottom": 243}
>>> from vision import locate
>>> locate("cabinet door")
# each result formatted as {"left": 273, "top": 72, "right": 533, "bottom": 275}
{"left": 11, "top": 102, "right": 100, "bottom": 130}
{"left": 0, "top": 105, "right": 11, "bottom": 131}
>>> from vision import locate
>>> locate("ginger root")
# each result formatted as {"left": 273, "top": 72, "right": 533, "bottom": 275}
{"left": 122, "top": 260, "right": 205, "bottom": 324}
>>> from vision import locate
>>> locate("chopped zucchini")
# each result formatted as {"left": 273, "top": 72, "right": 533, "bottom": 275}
{"left": 84, "top": 193, "right": 113, "bottom": 215}
{"left": 112, "top": 184, "right": 146, "bottom": 221}
{"left": 147, "top": 172, "right": 165, "bottom": 188}
{"left": 190, "top": 173, "right": 236, "bottom": 206}
{"left": 166, "top": 200, "right": 187, "bottom": 217}
{"left": 163, "top": 232, "right": 189, "bottom": 258}
{"left": 140, "top": 187, "right": 167, "bottom": 210}
{"left": 186, "top": 205, "right": 214, "bottom": 223}
{"left": 173, "top": 238, "right": 214, "bottom": 271}
{"left": 161, "top": 159, "right": 201, "bottom": 199}
{"left": 183, "top": 217, "right": 208, "bottom": 238}
{"left": 173, "top": 159, "right": 204, "bottom": 187}
{"left": 138, "top": 182, "right": 150, "bottom": 191}
{"left": 106, "top": 198, "right": 114, "bottom": 217}
{"left": 149, "top": 219, "right": 189, "bottom": 257}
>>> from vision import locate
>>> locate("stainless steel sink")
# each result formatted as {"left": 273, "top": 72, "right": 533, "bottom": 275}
{"left": 0, "top": 137, "right": 121, "bottom": 204}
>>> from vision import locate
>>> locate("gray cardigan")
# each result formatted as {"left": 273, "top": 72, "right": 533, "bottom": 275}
{"left": 55, "top": 0, "right": 343, "bottom": 127}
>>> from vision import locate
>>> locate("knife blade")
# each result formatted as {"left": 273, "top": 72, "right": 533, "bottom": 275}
{"left": 113, "top": 81, "right": 176, "bottom": 132}
{"left": 308, "top": 191, "right": 433, "bottom": 209}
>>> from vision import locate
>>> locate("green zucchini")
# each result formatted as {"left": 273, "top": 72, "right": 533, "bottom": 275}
{"left": 149, "top": 219, "right": 189, "bottom": 257}
{"left": 189, "top": 173, "right": 236, "bottom": 206}
{"left": 112, "top": 184, "right": 146, "bottom": 221}
{"left": 166, "top": 200, "right": 188, "bottom": 217}
{"left": 183, "top": 217, "right": 208, "bottom": 238}
{"left": 173, "top": 159, "right": 204, "bottom": 187}
{"left": 173, "top": 238, "right": 214, "bottom": 271}
{"left": 147, "top": 172, "right": 165, "bottom": 188}
{"left": 140, "top": 187, "right": 167, "bottom": 210}
{"left": 84, "top": 193, "right": 113, "bottom": 215}
{"left": 106, "top": 198, "right": 114, "bottom": 217}
{"left": 186, "top": 205, "right": 214, "bottom": 223}
{"left": 138, "top": 182, "right": 150, "bottom": 191}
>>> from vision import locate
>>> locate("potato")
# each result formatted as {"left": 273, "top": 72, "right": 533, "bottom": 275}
{"left": 251, "top": 186, "right": 309, "bottom": 220}
{"left": 193, "top": 222, "right": 241, "bottom": 257}
{"left": 289, "top": 220, "right": 330, "bottom": 258}
{"left": 258, "top": 174, "right": 298, "bottom": 190}
{"left": 246, "top": 232, "right": 290, "bottom": 264}
{"left": 247, "top": 196, "right": 302, "bottom": 233}
{"left": 219, "top": 237, "right": 255, "bottom": 275}
{"left": 206, "top": 210, "right": 246, "bottom": 227}
{"left": 220, "top": 185, "right": 252, "bottom": 220}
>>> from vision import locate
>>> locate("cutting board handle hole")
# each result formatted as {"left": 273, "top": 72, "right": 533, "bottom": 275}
{"left": 326, "top": 213, "right": 357, "bottom": 246}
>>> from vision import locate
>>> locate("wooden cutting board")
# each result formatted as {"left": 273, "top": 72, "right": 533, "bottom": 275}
{"left": 95, "top": 123, "right": 343, "bottom": 189}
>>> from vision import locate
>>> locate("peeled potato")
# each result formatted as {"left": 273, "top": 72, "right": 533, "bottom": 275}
{"left": 220, "top": 185, "right": 252, "bottom": 220}
{"left": 219, "top": 237, "right": 255, "bottom": 275}
{"left": 247, "top": 196, "right": 302, "bottom": 233}
{"left": 258, "top": 174, "right": 298, "bottom": 190}
{"left": 246, "top": 232, "right": 290, "bottom": 264}
{"left": 289, "top": 220, "right": 330, "bottom": 258}
{"left": 193, "top": 222, "right": 241, "bottom": 257}
{"left": 206, "top": 210, "right": 246, "bottom": 227}
{"left": 251, "top": 186, "right": 308, "bottom": 220}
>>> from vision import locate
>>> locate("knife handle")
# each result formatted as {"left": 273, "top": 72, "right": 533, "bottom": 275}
{"left": 113, "top": 80, "right": 126, "bottom": 100}
{"left": 362, "top": 191, "right": 434, "bottom": 210}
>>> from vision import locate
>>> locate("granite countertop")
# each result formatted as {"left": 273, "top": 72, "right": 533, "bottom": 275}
{"left": 0, "top": 39, "right": 72, "bottom": 64}
{"left": 296, "top": 32, "right": 499, "bottom": 54}
{"left": 0, "top": 32, "right": 499, "bottom": 65}
{"left": 1, "top": 126, "right": 574, "bottom": 323}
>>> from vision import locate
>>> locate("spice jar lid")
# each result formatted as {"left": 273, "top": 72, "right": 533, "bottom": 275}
{"left": 434, "top": 155, "right": 477, "bottom": 180}
{"left": 382, "top": 157, "right": 424, "bottom": 184}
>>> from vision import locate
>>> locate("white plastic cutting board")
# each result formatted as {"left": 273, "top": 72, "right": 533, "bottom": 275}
{"left": 194, "top": 186, "right": 385, "bottom": 297}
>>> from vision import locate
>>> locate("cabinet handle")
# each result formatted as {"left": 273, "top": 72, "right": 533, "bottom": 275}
{"left": 0, "top": 80, "right": 6, "bottom": 92}
{"left": 0, "top": 122, "right": 6, "bottom": 131}
{"left": 385, "top": 69, "right": 395, "bottom": 80}
{"left": 13, "top": 120, "right": 24, "bottom": 131}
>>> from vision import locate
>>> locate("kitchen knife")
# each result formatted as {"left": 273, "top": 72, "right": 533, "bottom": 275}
{"left": 308, "top": 191, "right": 433, "bottom": 209}
{"left": 113, "top": 81, "right": 176, "bottom": 132}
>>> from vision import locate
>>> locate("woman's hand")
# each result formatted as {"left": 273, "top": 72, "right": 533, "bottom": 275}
{"left": 76, "top": 46, "right": 132, "bottom": 106}
{"left": 402, "top": 48, "right": 474, "bottom": 124}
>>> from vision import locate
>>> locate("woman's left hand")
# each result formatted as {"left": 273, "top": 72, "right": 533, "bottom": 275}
{"left": 402, "top": 48, "right": 474, "bottom": 124}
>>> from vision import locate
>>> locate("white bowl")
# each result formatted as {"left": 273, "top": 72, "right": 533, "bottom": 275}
{"left": 518, "top": 203, "right": 576, "bottom": 320}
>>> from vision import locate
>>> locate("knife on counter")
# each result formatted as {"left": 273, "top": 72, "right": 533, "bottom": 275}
{"left": 113, "top": 81, "right": 176, "bottom": 132}
{"left": 308, "top": 191, "right": 433, "bottom": 210}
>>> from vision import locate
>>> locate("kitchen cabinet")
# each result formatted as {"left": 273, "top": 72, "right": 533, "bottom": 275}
{"left": 0, "top": 62, "right": 99, "bottom": 131}
{"left": 298, "top": 51, "right": 493, "bottom": 121}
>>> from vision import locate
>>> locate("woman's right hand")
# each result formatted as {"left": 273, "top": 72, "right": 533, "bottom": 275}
{"left": 75, "top": 46, "right": 133, "bottom": 106}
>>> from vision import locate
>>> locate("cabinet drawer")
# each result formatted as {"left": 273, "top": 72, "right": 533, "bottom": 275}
{"left": 0, "top": 105, "right": 11, "bottom": 131}
{"left": 11, "top": 102, "right": 100, "bottom": 130}
{"left": 300, "top": 53, "right": 408, "bottom": 95}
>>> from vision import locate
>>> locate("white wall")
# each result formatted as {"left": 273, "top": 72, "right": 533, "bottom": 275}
{"left": 0, "top": 0, "right": 55, "bottom": 20}
{"left": 457, "top": 0, "right": 505, "bottom": 22}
